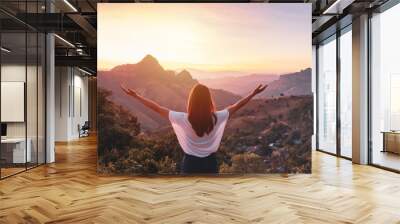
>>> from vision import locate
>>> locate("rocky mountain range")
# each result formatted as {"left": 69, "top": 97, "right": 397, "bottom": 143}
{"left": 98, "top": 55, "right": 240, "bottom": 130}
{"left": 98, "top": 55, "right": 311, "bottom": 131}
{"left": 200, "top": 68, "right": 312, "bottom": 97}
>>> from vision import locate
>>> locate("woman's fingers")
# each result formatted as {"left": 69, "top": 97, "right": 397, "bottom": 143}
{"left": 121, "top": 85, "right": 129, "bottom": 94}
{"left": 120, "top": 84, "right": 127, "bottom": 92}
{"left": 120, "top": 84, "right": 135, "bottom": 96}
{"left": 121, "top": 84, "right": 128, "bottom": 91}
{"left": 260, "top": 85, "right": 267, "bottom": 91}
{"left": 253, "top": 84, "right": 267, "bottom": 95}
{"left": 127, "top": 88, "right": 136, "bottom": 96}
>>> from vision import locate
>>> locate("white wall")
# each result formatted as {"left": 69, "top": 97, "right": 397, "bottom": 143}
{"left": 55, "top": 67, "right": 70, "bottom": 141}
{"left": 1, "top": 65, "right": 26, "bottom": 141}
{"left": 1, "top": 65, "right": 36, "bottom": 138}
{"left": 72, "top": 73, "right": 89, "bottom": 138}
{"left": 55, "top": 67, "right": 89, "bottom": 141}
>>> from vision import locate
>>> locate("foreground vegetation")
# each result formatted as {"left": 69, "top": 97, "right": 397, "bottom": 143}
{"left": 98, "top": 88, "right": 312, "bottom": 174}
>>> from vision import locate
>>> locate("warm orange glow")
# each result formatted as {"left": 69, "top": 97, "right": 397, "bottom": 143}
{"left": 98, "top": 3, "right": 311, "bottom": 75}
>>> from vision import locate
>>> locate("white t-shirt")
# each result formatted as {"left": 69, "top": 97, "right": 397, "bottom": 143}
{"left": 169, "top": 109, "right": 230, "bottom": 157}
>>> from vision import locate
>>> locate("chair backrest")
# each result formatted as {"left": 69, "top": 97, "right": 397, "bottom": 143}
{"left": 82, "top": 121, "right": 90, "bottom": 129}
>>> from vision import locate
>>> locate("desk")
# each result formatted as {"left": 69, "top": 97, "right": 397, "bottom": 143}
{"left": 1, "top": 138, "right": 31, "bottom": 163}
{"left": 382, "top": 131, "right": 400, "bottom": 154}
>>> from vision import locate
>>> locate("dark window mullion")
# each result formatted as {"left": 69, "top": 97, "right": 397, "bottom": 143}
{"left": 316, "top": 44, "right": 320, "bottom": 151}
{"left": 0, "top": 24, "right": 2, "bottom": 179}
{"left": 367, "top": 11, "right": 373, "bottom": 165}
{"left": 25, "top": 0, "right": 28, "bottom": 171}
{"left": 336, "top": 29, "right": 341, "bottom": 157}
{"left": 36, "top": 0, "right": 39, "bottom": 167}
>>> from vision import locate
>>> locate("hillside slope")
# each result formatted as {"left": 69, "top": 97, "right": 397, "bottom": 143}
{"left": 98, "top": 55, "right": 240, "bottom": 130}
{"left": 199, "top": 68, "right": 311, "bottom": 98}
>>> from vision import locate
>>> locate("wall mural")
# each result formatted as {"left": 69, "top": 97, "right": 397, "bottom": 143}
{"left": 97, "top": 3, "right": 312, "bottom": 174}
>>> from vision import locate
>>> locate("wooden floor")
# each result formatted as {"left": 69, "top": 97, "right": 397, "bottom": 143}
{"left": 1, "top": 136, "right": 400, "bottom": 224}
{"left": 1, "top": 167, "right": 26, "bottom": 178}
{"left": 372, "top": 150, "right": 400, "bottom": 171}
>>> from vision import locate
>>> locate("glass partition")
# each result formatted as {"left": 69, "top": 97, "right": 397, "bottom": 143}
{"left": 0, "top": 2, "right": 46, "bottom": 179}
{"left": 339, "top": 27, "right": 352, "bottom": 158}
{"left": 1, "top": 31, "right": 28, "bottom": 177}
{"left": 27, "top": 30, "right": 38, "bottom": 169}
{"left": 317, "top": 36, "right": 337, "bottom": 154}
{"left": 38, "top": 32, "right": 45, "bottom": 165}
{"left": 370, "top": 3, "right": 400, "bottom": 171}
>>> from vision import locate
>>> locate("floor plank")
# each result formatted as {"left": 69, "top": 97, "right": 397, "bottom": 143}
{"left": 0, "top": 135, "right": 399, "bottom": 223}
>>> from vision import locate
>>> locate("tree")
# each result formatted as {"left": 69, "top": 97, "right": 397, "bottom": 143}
{"left": 98, "top": 88, "right": 141, "bottom": 170}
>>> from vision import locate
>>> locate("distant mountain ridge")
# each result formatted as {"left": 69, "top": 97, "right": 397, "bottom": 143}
{"left": 199, "top": 73, "right": 279, "bottom": 96}
{"left": 185, "top": 68, "right": 249, "bottom": 80}
{"left": 200, "top": 68, "right": 311, "bottom": 97}
{"left": 259, "top": 68, "right": 311, "bottom": 98}
{"left": 98, "top": 55, "right": 240, "bottom": 130}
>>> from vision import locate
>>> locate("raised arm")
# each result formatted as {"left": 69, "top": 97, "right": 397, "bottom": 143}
{"left": 120, "top": 84, "right": 169, "bottom": 119}
{"left": 226, "top": 84, "right": 267, "bottom": 116}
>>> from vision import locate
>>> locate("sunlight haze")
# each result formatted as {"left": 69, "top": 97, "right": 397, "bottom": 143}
{"left": 98, "top": 3, "right": 311, "bottom": 76}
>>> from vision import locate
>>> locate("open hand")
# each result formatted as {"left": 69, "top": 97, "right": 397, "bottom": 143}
{"left": 252, "top": 84, "right": 268, "bottom": 95}
{"left": 120, "top": 84, "right": 138, "bottom": 97}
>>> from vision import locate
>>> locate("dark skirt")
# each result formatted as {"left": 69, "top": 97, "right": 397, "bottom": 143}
{"left": 181, "top": 153, "right": 218, "bottom": 174}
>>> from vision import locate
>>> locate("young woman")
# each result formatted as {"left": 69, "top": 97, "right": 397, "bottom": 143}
{"left": 121, "top": 83, "right": 267, "bottom": 174}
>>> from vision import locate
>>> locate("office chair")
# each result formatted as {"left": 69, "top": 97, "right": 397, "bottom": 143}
{"left": 79, "top": 121, "right": 90, "bottom": 138}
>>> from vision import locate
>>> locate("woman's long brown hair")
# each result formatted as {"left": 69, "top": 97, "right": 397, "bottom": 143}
{"left": 187, "top": 84, "right": 217, "bottom": 137}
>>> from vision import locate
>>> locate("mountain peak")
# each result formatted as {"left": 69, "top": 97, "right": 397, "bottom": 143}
{"left": 177, "top": 69, "right": 192, "bottom": 80}
{"left": 139, "top": 54, "right": 159, "bottom": 66}
{"left": 110, "top": 55, "right": 164, "bottom": 74}
{"left": 176, "top": 69, "right": 198, "bottom": 85}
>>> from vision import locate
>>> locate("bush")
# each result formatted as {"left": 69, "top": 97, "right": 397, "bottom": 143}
{"left": 230, "top": 153, "right": 267, "bottom": 173}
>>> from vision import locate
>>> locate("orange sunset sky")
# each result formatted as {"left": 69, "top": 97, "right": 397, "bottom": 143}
{"left": 98, "top": 3, "right": 311, "bottom": 75}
